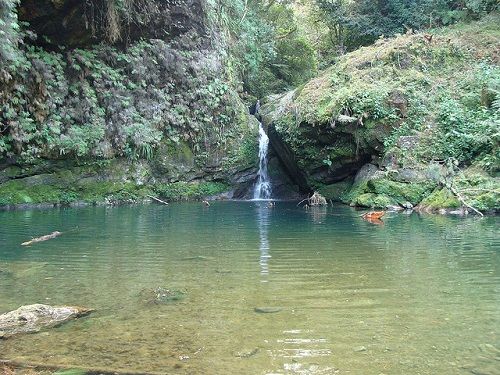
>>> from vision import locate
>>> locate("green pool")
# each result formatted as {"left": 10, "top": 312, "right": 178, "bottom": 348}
{"left": 0, "top": 202, "right": 498, "bottom": 374}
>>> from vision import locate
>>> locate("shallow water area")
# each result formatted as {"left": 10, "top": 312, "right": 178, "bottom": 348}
{"left": 0, "top": 202, "right": 498, "bottom": 374}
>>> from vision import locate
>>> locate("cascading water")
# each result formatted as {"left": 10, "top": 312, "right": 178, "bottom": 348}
{"left": 253, "top": 122, "right": 272, "bottom": 200}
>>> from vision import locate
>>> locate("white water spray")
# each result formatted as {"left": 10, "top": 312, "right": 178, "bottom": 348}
{"left": 253, "top": 122, "right": 272, "bottom": 200}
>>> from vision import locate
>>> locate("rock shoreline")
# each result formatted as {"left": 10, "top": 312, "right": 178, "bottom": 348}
{"left": 0, "top": 304, "right": 93, "bottom": 339}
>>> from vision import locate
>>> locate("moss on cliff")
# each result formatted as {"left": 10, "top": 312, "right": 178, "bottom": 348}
{"left": 261, "top": 16, "right": 499, "bottom": 212}
{"left": 153, "top": 182, "right": 230, "bottom": 201}
{"left": 0, "top": 168, "right": 231, "bottom": 207}
{"left": 419, "top": 188, "right": 461, "bottom": 210}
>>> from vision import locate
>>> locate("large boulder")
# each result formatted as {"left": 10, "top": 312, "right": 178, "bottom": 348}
{"left": 0, "top": 304, "right": 93, "bottom": 338}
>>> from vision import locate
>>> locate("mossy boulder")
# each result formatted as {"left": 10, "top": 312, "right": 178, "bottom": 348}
{"left": 260, "top": 16, "right": 499, "bottom": 211}
{"left": 368, "top": 179, "right": 436, "bottom": 206}
{"left": 419, "top": 188, "right": 461, "bottom": 211}
{"left": 342, "top": 177, "right": 437, "bottom": 208}
{"left": 153, "top": 140, "right": 197, "bottom": 181}
{"left": 317, "top": 179, "right": 353, "bottom": 201}
{"left": 352, "top": 192, "right": 396, "bottom": 208}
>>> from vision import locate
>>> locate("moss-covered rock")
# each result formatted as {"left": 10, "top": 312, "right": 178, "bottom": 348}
{"left": 317, "top": 179, "right": 353, "bottom": 201}
{"left": 368, "top": 179, "right": 436, "bottom": 206}
{"left": 419, "top": 188, "right": 461, "bottom": 211}
{"left": 340, "top": 176, "right": 437, "bottom": 208}
{"left": 352, "top": 193, "right": 396, "bottom": 208}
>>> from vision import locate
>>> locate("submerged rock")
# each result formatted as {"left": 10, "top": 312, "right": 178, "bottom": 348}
{"left": 254, "top": 307, "right": 282, "bottom": 314}
{"left": 235, "top": 348, "right": 260, "bottom": 358}
{"left": 141, "top": 287, "right": 186, "bottom": 305}
{"left": 0, "top": 267, "right": 13, "bottom": 277}
{"left": 181, "top": 255, "right": 212, "bottom": 261}
{"left": 0, "top": 304, "right": 93, "bottom": 339}
{"left": 353, "top": 345, "right": 367, "bottom": 352}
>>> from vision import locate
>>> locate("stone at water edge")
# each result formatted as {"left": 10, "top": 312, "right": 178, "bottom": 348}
{"left": 0, "top": 304, "right": 94, "bottom": 338}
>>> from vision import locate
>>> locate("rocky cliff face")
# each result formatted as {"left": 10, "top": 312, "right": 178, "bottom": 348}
{"left": 18, "top": 0, "right": 208, "bottom": 47}
{"left": 260, "top": 17, "right": 499, "bottom": 214}
{"left": 0, "top": 0, "right": 263, "bottom": 206}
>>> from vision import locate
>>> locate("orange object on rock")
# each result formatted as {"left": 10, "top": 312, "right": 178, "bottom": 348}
{"left": 361, "top": 211, "right": 386, "bottom": 220}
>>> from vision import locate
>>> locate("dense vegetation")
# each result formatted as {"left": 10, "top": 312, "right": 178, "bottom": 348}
{"left": 261, "top": 14, "right": 499, "bottom": 213}
{"left": 0, "top": 0, "right": 498, "bottom": 212}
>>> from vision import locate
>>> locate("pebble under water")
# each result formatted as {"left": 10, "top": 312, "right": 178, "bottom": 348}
{"left": 0, "top": 202, "right": 498, "bottom": 374}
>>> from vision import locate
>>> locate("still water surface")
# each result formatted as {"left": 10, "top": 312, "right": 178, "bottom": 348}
{"left": 0, "top": 202, "right": 498, "bottom": 374}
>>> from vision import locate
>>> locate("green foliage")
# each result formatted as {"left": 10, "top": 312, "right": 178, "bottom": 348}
{"left": 210, "top": 0, "right": 318, "bottom": 98}
{"left": 225, "top": 133, "right": 259, "bottom": 170}
{"left": 0, "top": 0, "right": 20, "bottom": 67}
{"left": 314, "top": 0, "right": 498, "bottom": 54}
{"left": 154, "top": 182, "right": 230, "bottom": 201}
{"left": 433, "top": 96, "right": 497, "bottom": 165}
{"left": 0, "top": 32, "right": 245, "bottom": 164}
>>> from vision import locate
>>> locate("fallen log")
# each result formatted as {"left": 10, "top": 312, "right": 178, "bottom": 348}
{"left": 21, "top": 231, "right": 62, "bottom": 246}
{"left": 449, "top": 186, "right": 484, "bottom": 217}
{"left": 147, "top": 195, "right": 169, "bottom": 206}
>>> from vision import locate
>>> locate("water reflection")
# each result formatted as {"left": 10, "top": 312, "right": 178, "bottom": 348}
{"left": 307, "top": 206, "right": 328, "bottom": 224}
{"left": 256, "top": 202, "right": 271, "bottom": 280}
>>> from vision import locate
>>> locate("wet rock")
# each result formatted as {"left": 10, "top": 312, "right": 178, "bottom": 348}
{"left": 387, "top": 205, "right": 404, "bottom": 211}
{"left": 0, "top": 268, "right": 13, "bottom": 277}
{"left": 181, "top": 255, "right": 212, "bottom": 261}
{"left": 18, "top": 0, "right": 208, "bottom": 48}
{"left": 235, "top": 348, "right": 259, "bottom": 358}
{"left": 141, "top": 287, "right": 185, "bottom": 305}
{"left": 354, "top": 164, "right": 385, "bottom": 184}
{"left": 0, "top": 304, "right": 93, "bottom": 339}
{"left": 353, "top": 346, "right": 367, "bottom": 352}
{"left": 402, "top": 202, "right": 414, "bottom": 210}
{"left": 254, "top": 307, "right": 282, "bottom": 314}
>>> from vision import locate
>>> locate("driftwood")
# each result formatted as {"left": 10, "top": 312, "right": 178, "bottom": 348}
{"left": 147, "top": 195, "right": 169, "bottom": 206}
{"left": 21, "top": 231, "right": 62, "bottom": 246}
{"left": 297, "top": 192, "right": 328, "bottom": 207}
{"left": 449, "top": 186, "right": 484, "bottom": 217}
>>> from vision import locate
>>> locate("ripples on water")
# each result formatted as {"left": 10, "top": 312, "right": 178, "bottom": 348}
{"left": 0, "top": 202, "right": 498, "bottom": 375}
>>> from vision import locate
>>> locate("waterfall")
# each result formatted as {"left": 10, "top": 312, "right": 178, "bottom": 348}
{"left": 253, "top": 122, "right": 272, "bottom": 200}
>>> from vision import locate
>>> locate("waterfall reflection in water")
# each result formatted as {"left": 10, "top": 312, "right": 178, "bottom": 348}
{"left": 256, "top": 203, "right": 271, "bottom": 280}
